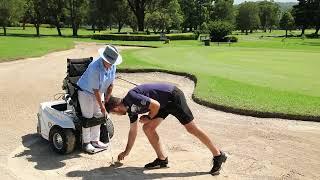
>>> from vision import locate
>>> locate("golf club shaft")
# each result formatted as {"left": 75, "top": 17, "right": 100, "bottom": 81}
{"left": 107, "top": 130, "right": 114, "bottom": 165}
{"left": 116, "top": 76, "right": 138, "bottom": 86}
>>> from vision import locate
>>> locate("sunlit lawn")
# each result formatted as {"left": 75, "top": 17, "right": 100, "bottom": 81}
{"left": 1, "top": 27, "right": 319, "bottom": 117}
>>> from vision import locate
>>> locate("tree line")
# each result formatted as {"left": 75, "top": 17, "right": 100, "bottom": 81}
{"left": 0, "top": 0, "right": 319, "bottom": 37}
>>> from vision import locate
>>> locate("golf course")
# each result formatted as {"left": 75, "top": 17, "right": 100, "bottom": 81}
{"left": 1, "top": 25, "right": 320, "bottom": 179}
{"left": 1, "top": 27, "right": 320, "bottom": 119}
{"left": 2, "top": 0, "right": 320, "bottom": 178}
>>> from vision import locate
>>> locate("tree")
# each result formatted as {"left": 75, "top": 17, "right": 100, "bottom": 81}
{"left": 87, "top": 0, "right": 98, "bottom": 33}
{"left": 166, "top": 0, "right": 183, "bottom": 31}
{"left": 23, "top": 0, "right": 48, "bottom": 36}
{"left": 200, "top": 22, "right": 209, "bottom": 34}
{"left": 292, "top": 0, "right": 320, "bottom": 36}
{"left": 236, "top": 2, "right": 260, "bottom": 35}
{"left": 126, "top": 0, "right": 146, "bottom": 31}
{"left": 87, "top": 0, "right": 113, "bottom": 33}
{"left": 126, "top": 0, "right": 182, "bottom": 31}
{"left": 277, "top": 2, "right": 297, "bottom": 13}
{"left": 208, "top": 20, "right": 233, "bottom": 41}
{"left": 145, "top": 0, "right": 183, "bottom": 33}
{"left": 98, "top": 0, "right": 115, "bottom": 31}
{"left": 113, "top": 0, "right": 130, "bottom": 33}
{"left": 0, "top": 0, "right": 23, "bottom": 36}
{"left": 47, "top": 0, "right": 65, "bottom": 36}
{"left": 179, "top": 0, "right": 211, "bottom": 31}
{"left": 210, "top": 0, "right": 234, "bottom": 23}
{"left": 179, "top": 0, "right": 198, "bottom": 31}
{"left": 292, "top": 0, "right": 309, "bottom": 35}
{"left": 145, "top": 11, "right": 165, "bottom": 33}
{"left": 66, "top": 0, "right": 87, "bottom": 36}
{"left": 21, "top": 0, "right": 30, "bottom": 30}
{"left": 310, "top": 0, "right": 320, "bottom": 35}
{"left": 195, "top": 0, "right": 211, "bottom": 28}
{"left": 258, "top": 1, "right": 280, "bottom": 32}
{"left": 0, "top": 1, "right": 11, "bottom": 36}
{"left": 279, "top": 11, "right": 295, "bottom": 37}
{"left": 267, "top": 4, "right": 280, "bottom": 32}
{"left": 127, "top": 10, "right": 138, "bottom": 32}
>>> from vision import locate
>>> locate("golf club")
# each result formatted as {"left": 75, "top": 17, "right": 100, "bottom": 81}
{"left": 116, "top": 76, "right": 139, "bottom": 86}
{"left": 106, "top": 114, "right": 115, "bottom": 166}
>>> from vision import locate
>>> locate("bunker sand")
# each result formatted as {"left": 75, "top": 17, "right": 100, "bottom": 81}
{"left": 0, "top": 43, "right": 319, "bottom": 179}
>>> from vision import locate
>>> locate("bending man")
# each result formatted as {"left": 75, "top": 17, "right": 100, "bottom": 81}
{"left": 106, "top": 83, "right": 227, "bottom": 175}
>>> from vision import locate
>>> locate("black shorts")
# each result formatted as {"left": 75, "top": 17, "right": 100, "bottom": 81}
{"left": 154, "top": 86, "right": 194, "bottom": 125}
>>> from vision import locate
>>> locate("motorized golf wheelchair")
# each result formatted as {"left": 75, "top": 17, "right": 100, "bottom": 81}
{"left": 37, "top": 57, "right": 114, "bottom": 154}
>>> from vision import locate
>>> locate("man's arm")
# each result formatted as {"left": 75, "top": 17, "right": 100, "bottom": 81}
{"left": 118, "top": 121, "right": 138, "bottom": 161}
{"left": 125, "top": 91, "right": 160, "bottom": 122}
{"left": 105, "top": 83, "right": 113, "bottom": 102}
{"left": 125, "top": 121, "right": 138, "bottom": 153}
{"left": 139, "top": 98, "right": 160, "bottom": 124}
{"left": 93, "top": 89, "right": 106, "bottom": 115}
{"left": 147, "top": 98, "right": 160, "bottom": 119}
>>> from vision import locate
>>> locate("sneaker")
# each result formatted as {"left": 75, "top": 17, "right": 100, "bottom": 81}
{"left": 91, "top": 141, "right": 107, "bottom": 149}
{"left": 83, "top": 143, "right": 96, "bottom": 154}
{"left": 144, "top": 157, "right": 168, "bottom": 169}
{"left": 210, "top": 151, "right": 227, "bottom": 175}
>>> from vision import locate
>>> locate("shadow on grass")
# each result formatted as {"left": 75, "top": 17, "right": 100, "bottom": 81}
{"left": 1, "top": 33, "right": 91, "bottom": 38}
{"left": 301, "top": 42, "right": 320, "bottom": 46}
{"left": 13, "top": 133, "right": 81, "bottom": 170}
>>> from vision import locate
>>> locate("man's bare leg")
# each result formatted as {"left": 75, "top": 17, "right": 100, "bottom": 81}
{"left": 184, "top": 120, "right": 220, "bottom": 156}
{"left": 142, "top": 118, "right": 166, "bottom": 160}
{"left": 184, "top": 120, "right": 227, "bottom": 175}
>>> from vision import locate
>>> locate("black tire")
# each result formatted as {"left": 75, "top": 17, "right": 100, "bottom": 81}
{"left": 50, "top": 127, "right": 76, "bottom": 154}
{"left": 100, "top": 118, "right": 114, "bottom": 143}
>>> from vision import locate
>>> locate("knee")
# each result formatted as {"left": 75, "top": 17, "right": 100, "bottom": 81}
{"left": 143, "top": 124, "right": 154, "bottom": 134}
{"left": 185, "top": 124, "right": 198, "bottom": 135}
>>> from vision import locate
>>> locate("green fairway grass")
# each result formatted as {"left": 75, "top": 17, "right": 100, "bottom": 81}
{"left": 1, "top": 27, "right": 319, "bottom": 118}
{"left": 120, "top": 45, "right": 320, "bottom": 117}
{"left": 0, "top": 36, "right": 75, "bottom": 61}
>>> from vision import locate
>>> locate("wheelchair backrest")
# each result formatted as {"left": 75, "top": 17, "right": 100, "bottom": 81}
{"left": 63, "top": 57, "right": 93, "bottom": 115}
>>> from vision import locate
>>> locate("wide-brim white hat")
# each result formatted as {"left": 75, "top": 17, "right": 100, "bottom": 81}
{"left": 98, "top": 45, "right": 122, "bottom": 65}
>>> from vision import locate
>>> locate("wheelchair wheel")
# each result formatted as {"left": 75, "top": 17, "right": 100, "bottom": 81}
{"left": 100, "top": 118, "right": 114, "bottom": 143}
{"left": 50, "top": 127, "right": 76, "bottom": 154}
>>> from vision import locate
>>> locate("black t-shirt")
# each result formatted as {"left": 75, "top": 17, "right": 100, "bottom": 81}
{"left": 123, "top": 83, "right": 175, "bottom": 123}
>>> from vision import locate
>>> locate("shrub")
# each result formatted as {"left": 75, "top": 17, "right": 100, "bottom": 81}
{"left": 112, "top": 32, "right": 129, "bottom": 34}
{"left": 92, "top": 33, "right": 196, "bottom": 41}
{"left": 92, "top": 34, "right": 159, "bottom": 41}
{"left": 208, "top": 20, "right": 234, "bottom": 42}
{"left": 224, "top": 36, "right": 238, "bottom": 42}
{"left": 19, "top": 23, "right": 52, "bottom": 28}
{"left": 131, "top": 31, "right": 148, "bottom": 35}
{"left": 194, "top": 30, "right": 201, "bottom": 39}
{"left": 306, "top": 33, "right": 320, "bottom": 39}
{"left": 200, "top": 22, "right": 209, "bottom": 34}
{"left": 166, "top": 33, "right": 197, "bottom": 40}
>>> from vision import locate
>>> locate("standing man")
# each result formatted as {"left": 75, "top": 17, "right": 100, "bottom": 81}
{"left": 106, "top": 83, "right": 227, "bottom": 175}
{"left": 77, "top": 45, "right": 122, "bottom": 153}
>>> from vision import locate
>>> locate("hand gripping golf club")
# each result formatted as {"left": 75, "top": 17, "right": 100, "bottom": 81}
{"left": 106, "top": 114, "right": 115, "bottom": 166}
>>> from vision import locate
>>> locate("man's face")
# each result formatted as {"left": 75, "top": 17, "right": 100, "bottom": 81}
{"left": 110, "top": 105, "right": 127, "bottom": 115}
{"left": 103, "top": 60, "right": 112, "bottom": 69}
